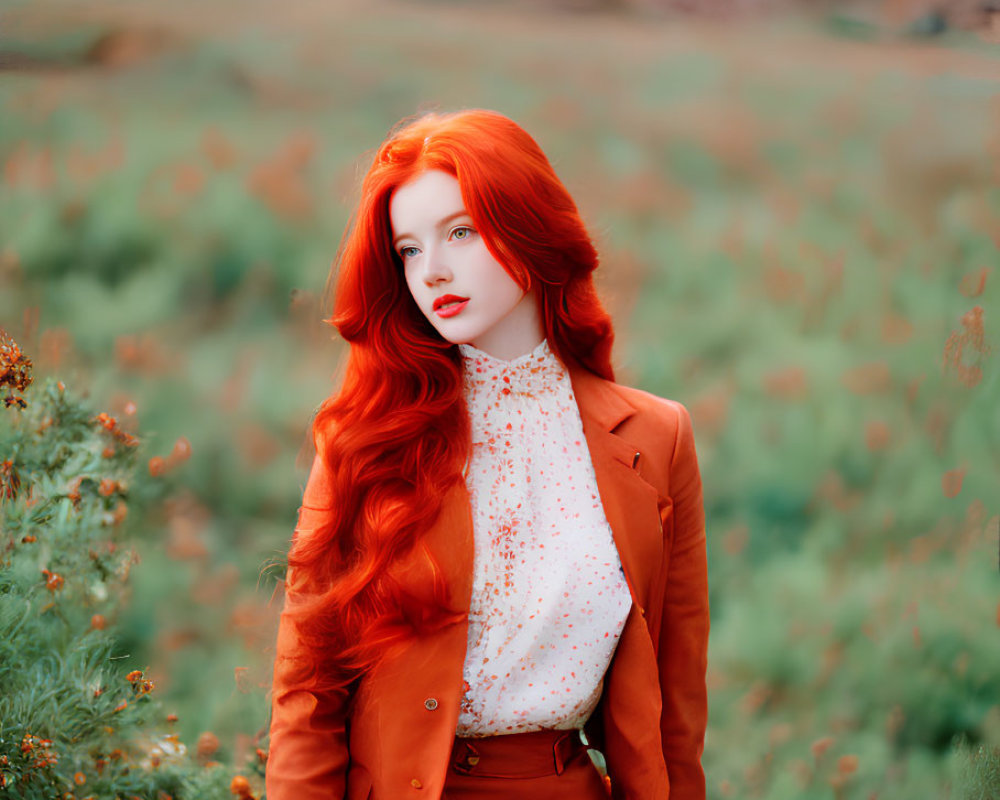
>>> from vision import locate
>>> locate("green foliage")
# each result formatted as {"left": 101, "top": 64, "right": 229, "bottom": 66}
{"left": 0, "top": 373, "right": 255, "bottom": 798}
{"left": 951, "top": 737, "right": 1000, "bottom": 800}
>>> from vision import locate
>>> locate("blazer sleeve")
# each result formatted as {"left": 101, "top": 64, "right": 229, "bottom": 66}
{"left": 658, "top": 402, "right": 709, "bottom": 799}
{"left": 266, "top": 452, "right": 351, "bottom": 800}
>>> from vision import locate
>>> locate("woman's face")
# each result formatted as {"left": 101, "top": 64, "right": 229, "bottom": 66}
{"left": 388, "top": 169, "right": 543, "bottom": 361}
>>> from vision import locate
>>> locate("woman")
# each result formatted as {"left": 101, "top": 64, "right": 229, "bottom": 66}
{"left": 266, "top": 108, "right": 709, "bottom": 800}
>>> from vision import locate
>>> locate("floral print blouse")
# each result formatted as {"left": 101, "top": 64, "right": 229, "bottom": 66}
{"left": 455, "top": 337, "right": 632, "bottom": 737}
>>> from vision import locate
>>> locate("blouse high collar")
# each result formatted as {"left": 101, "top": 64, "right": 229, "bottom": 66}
{"left": 457, "top": 338, "right": 566, "bottom": 400}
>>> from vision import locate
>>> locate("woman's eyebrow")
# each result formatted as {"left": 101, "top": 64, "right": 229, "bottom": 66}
{"left": 392, "top": 210, "right": 470, "bottom": 247}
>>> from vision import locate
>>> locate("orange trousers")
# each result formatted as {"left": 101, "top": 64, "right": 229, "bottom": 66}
{"left": 441, "top": 728, "right": 611, "bottom": 799}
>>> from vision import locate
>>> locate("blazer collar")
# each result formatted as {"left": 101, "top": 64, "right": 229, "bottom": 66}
{"left": 567, "top": 357, "right": 632, "bottom": 426}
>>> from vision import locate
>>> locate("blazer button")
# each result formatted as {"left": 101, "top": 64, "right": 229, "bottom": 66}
{"left": 411, "top": 778, "right": 423, "bottom": 789}
{"left": 424, "top": 697, "right": 438, "bottom": 711}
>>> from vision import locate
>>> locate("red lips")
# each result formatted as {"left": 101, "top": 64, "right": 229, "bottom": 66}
{"left": 433, "top": 294, "right": 469, "bottom": 311}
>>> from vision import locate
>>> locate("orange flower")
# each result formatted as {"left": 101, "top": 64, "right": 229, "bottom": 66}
{"left": 126, "top": 670, "right": 143, "bottom": 682}
{"left": 942, "top": 468, "right": 965, "bottom": 498}
{"left": 811, "top": 736, "right": 834, "bottom": 759}
{"left": 837, "top": 754, "right": 859, "bottom": 775}
{"left": 197, "top": 731, "right": 220, "bottom": 759}
{"left": 762, "top": 366, "right": 808, "bottom": 401}
{"left": 74, "top": 772, "right": 86, "bottom": 785}
{"left": 110, "top": 501, "right": 128, "bottom": 525}
{"left": 841, "top": 362, "right": 891, "bottom": 395}
{"left": 864, "top": 421, "right": 890, "bottom": 452}
{"left": 170, "top": 436, "right": 191, "bottom": 464}
{"left": 0, "top": 458, "right": 21, "bottom": 502}
{"left": 229, "top": 775, "right": 252, "bottom": 796}
{"left": 148, "top": 456, "right": 167, "bottom": 477}
{"left": 0, "top": 329, "right": 33, "bottom": 409}
{"left": 95, "top": 412, "right": 117, "bottom": 431}
{"left": 91, "top": 614, "right": 106, "bottom": 630}
{"left": 959, "top": 266, "right": 990, "bottom": 298}
{"left": 41, "top": 568, "right": 64, "bottom": 592}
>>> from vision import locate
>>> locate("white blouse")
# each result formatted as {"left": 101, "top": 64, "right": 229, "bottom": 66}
{"left": 455, "top": 337, "right": 633, "bottom": 737}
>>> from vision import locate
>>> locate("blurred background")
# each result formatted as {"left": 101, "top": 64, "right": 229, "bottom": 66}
{"left": 1, "top": 0, "right": 998, "bottom": 797}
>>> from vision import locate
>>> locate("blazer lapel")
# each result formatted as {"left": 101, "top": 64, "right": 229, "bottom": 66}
{"left": 419, "top": 352, "right": 665, "bottom": 616}
{"left": 566, "top": 359, "right": 665, "bottom": 612}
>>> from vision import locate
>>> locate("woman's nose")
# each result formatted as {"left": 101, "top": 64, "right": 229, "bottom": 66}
{"left": 420, "top": 245, "right": 452, "bottom": 285}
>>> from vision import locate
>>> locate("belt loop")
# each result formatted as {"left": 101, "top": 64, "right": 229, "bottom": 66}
{"left": 553, "top": 731, "right": 570, "bottom": 775}
{"left": 454, "top": 741, "right": 481, "bottom": 774}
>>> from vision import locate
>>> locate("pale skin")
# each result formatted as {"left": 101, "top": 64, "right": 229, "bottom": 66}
{"left": 388, "top": 169, "right": 545, "bottom": 362}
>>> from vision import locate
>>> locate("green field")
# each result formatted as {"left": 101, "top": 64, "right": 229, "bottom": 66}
{"left": 2, "top": 1, "right": 998, "bottom": 797}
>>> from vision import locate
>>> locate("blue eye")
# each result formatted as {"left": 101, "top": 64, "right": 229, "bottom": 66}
{"left": 399, "top": 246, "right": 419, "bottom": 259}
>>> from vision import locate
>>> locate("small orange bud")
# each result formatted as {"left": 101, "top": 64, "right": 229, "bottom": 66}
{"left": 126, "top": 670, "right": 143, "bottom": 683}
{"left": 102, "top": 446, "right": 115, "bottom": 459}
{"left": 170, "top": 436, "right": 192, "bottom": 464}
{"left": 98, "top": 478, "right": 117, "bottom": 497}
{"left": 74, "top": 772, "right": 86, "bottom": 785}
{"left": 90, "top": 614, "right": 106, "bottom": 630}
{"left": 41, "top": 568, "right": 64, "bottom": 592}
{"left": 114, "top": 700, "right": 128, "bottom": 712}
{"left": 111, "top": 502, "right": 128, "bottom": 524}
{"left": 811, "top": 737, "right": 834, "bottom": 759}
{"left": 197, "top": 731, "right": 220, "bottom": 759}
{"left": 942, "top": 468, "right": 965, "bottom": 498}
{"left": 148, "top": 456, "right": 166, "bottom": 477}
{"left": 167, "top": 713, "right": 179, "bottom": 723}
{"left": 229, "top": 775, "right": 251, "bottom": 796}
{"left": 837, "top": 754, "right": 859, "bottom": 775}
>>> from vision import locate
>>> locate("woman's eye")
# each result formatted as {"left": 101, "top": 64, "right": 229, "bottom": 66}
{"left": 399, "top": 246, "right": 418, "bottom": 259}
{"left": 452, "top": 226, "right": 473, "bottom": 241}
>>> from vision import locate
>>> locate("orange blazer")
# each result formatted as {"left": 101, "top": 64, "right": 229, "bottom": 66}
{"left": 266, "top": 356, "right": 710, "bottom": 800}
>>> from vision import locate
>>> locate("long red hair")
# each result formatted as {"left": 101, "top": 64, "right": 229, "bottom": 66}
{"left": 285, "top": 108, "right": 617, "bottom": 691}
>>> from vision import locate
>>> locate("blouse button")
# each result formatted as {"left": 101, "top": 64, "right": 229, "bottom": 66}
{"left": 411, "top": 778, "right": 423, "bottom": 789}
{"left": 424, "top": 697, "right": 438, "bottom": 711}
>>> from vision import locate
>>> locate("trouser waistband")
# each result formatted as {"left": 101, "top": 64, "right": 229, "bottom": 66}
{"left": 449, "top": 728, "right": 591, "bottom": 779}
